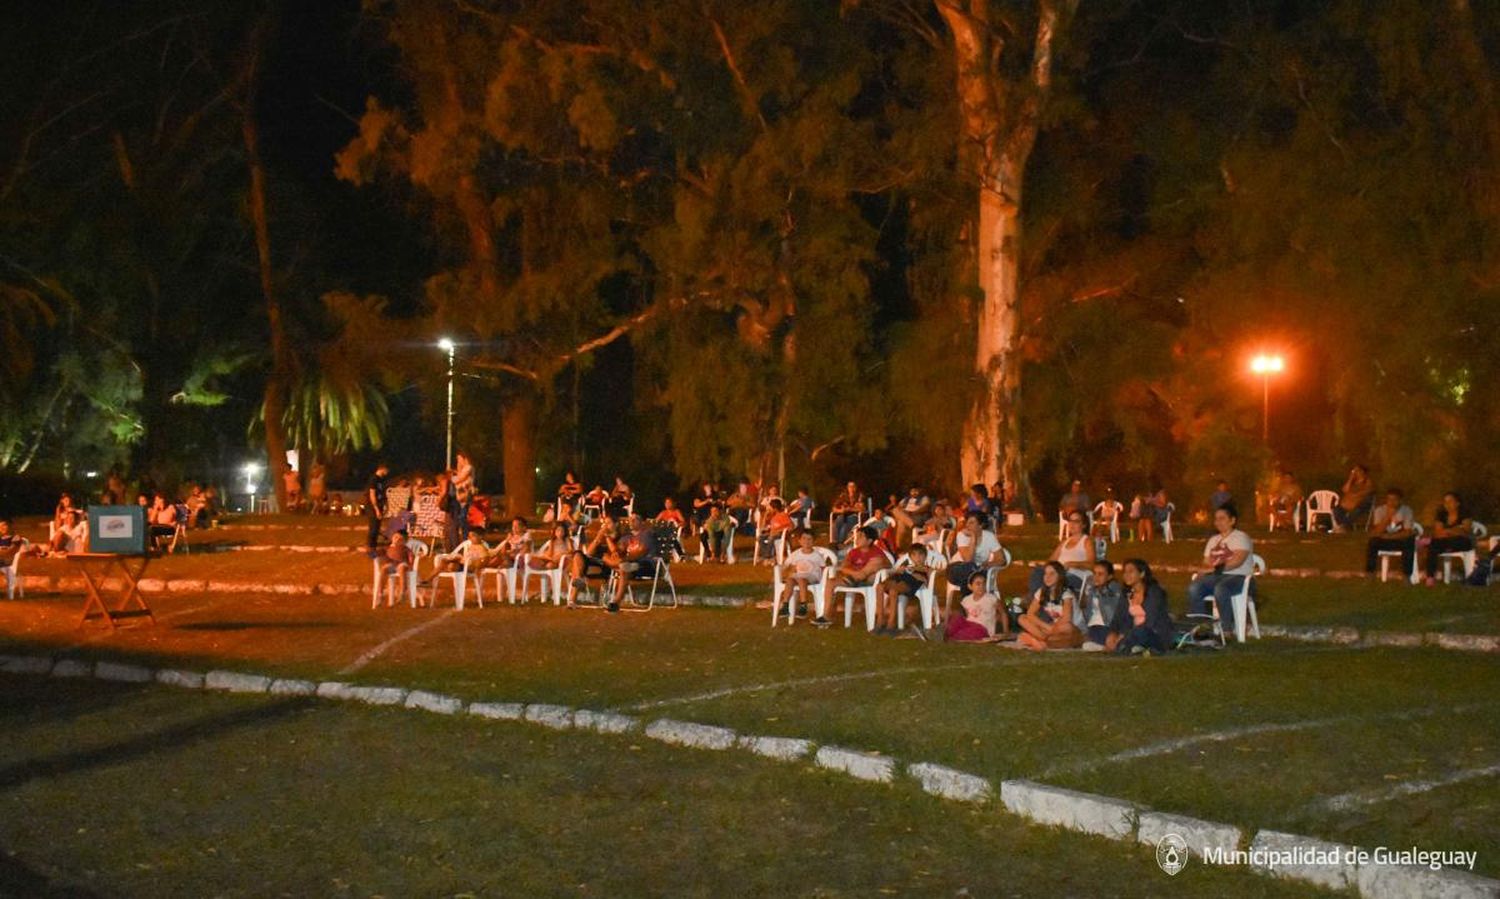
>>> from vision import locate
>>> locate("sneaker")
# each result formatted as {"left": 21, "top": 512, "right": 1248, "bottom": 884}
{"left": 1081, "top": 641, "right": 1105, "bottom": 652}
{"left": 812, "top": 616, "right": 832, "bottom": 629}
{"left": 606, "top": 601, "right": 620, "bottom": 614}
{"left": 1130, "top": 644, "right": 1146, "bottom": 655}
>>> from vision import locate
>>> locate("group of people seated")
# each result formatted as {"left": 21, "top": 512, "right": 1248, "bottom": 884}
{"left": 1363, "top": 488, "right": 1493, "bottom": 585}
{"left": 553, "top": 472, "right": 636, "bottom": 524}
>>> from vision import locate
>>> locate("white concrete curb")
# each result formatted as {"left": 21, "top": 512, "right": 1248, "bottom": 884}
{"left": 644, "top": 719, "right": 737, "bottom": 751}
{"left": 999, "top": 780, "right": 1138, "bottom": 840}
{"left": 204, "top": 670, "right": 272, "bottom": 694}
{"left": 814, "top": 746, "right": 896, "bottom": 783}
{"left": 6, "top": 652, "right": 1499, "bottom": 898}
{"left": 907, "top": 762, "right": 992, "bottom": 803}
{"left": 1137, "top": 810, "right": 1242, "bottom": 859}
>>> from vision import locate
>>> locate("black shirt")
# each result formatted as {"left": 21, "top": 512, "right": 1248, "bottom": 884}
{"left": 368, "top": 473, "right": 389, "bottom": 514}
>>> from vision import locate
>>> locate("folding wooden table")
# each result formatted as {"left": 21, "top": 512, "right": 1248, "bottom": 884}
{"left": 68, "top": 552, "right": 157, "bottom": 629}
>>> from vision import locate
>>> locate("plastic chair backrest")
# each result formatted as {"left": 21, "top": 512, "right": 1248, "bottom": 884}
{"left": 1307, "top": 490, "right": 1339, "bottom": 513}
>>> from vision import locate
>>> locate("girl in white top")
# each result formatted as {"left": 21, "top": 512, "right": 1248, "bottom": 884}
{"left": 1018, "top": 562, "right": 1083, "bottom": 650}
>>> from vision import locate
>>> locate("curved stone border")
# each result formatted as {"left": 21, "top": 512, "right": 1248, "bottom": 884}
{"left": 1261, "top": 624, "right": 1500, "bottom": 654}
{"left": 2, "top": 650, "right": 1496, "bottom": 899}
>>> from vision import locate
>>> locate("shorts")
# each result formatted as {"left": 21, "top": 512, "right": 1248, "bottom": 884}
{"left": 838, "top": 574, "right": 872, "bottom": 588}
{"left": 581, "top": 555, "right": 609, "bottom": 578}
{"left": 890, "top": 572, "right": 926, "bottom": 593}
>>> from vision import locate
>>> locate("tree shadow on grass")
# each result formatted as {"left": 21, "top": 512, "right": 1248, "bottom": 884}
{"left": 0, "top": 850, "right": 103, "bottom": 898}
{"left": 0, "top": 694, "right": 314, "bottom": 792}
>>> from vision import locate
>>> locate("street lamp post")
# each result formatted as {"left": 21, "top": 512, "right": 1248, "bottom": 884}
{"left": 438, "top": 338, "right": 456, "bottom": 470}
{"left": 1249, "top": 354, "right": 1285, "bottom": 444}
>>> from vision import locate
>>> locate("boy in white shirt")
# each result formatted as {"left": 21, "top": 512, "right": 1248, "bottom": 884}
{"left": 778, "top": 529, "right": 830, "bottom": 619}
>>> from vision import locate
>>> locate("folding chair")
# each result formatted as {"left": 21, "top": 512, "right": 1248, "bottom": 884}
{"left": 605, "top": 557, "right": 678, "bottom": 611}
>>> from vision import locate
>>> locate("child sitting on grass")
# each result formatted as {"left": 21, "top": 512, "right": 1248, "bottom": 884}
{"left": 873, "top": 543, "right": 934, "bottom": 636}
{"left": 1018, "top": 561, "right": 1082, "bottom": 650}
{"left": 778, "top": 529, "right": 830, "bottom": 620}
{"left": 944, "top": 571, "right": 1006, "bottom": 642}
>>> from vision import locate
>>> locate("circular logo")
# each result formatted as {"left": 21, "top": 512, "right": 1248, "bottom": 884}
{"left": 1156, "top": 833, "right": 1189, "bottom": 876}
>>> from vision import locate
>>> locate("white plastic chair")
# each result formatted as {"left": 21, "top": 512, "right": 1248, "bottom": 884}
{"left": 520, "top": 552, "right": 568, "bottom": 605}
{"left": 1378, "top": 523, "right": 1422, "bottom": 583}
{"left": 895, "top": 552, "right": 948, "bottom": 630}
{"left": 3, "top": 539, "right": 30, "bottom": 599}
{"left": 432, "top": 539, "right": 485, "bottom": 610}
{"left": 1057, "top": 509, "right": 1094, "bottom": 540}
{"left": 1092, "top": 501, "right": 1123, "bottom": 543}
{"left": 370, "top": 540, "right": 428, "bottom": 609}
{"left": 943, "top": 545, "right": 1013, "bottom": 616}
{"left": 696, "top": 522, "right": 737, "bottom": 564}
{"left": 770, "top": 547, "right": 838, "bottom": 626}
{"left": 1304, "top": 490, "right": 1339, "bottom": 532}
{"left": 1161, "top": 503, "right": 1176, "bottom": 543}
{"left": 832, "top": 548, "right": 894, "bottom": 631}
{"left": 483, "top": 552, "right": 529, "bottom": 604}
{"left": 1440, "top": 521, "right": 1489, "bottom": 583}
{"left": 1269, "top": 499, "right": 1302, "bottom": 532}
{"left": 1201, "top": 553, "right": 1264, "bottom": 644}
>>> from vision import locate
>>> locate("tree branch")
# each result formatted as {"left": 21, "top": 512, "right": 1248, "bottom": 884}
{"left": 705, "top": 9, "right": 769, "bottom": 132}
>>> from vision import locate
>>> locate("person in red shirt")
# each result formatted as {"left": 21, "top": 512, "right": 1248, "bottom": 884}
{"left": 757, "top": 498, "right": 794, "bottom": 561}
{"left": 816, "top": 526, "right": 889, "bottom": 628}
{"left": 657, "top": 497, "right": 686, "bottom": 530}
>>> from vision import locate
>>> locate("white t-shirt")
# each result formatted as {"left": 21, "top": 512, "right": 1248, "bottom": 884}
{"left": 1372, "top": 504, "right": 1415, "bottom": 533}
{"left": 1203, "top": 529, "right": 1254, "bottom": 577}
{"left": 786, "top": 547, "right": 829, "bottom": 582}
{"left": 962, "top": 591, "right": 999, "bottom": 636}
{"left": 955, "top": 530, "right": 1001, "bottom": 566}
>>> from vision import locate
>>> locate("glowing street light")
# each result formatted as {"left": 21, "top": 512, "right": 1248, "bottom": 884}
{"left": 438, "top": 338, "right": 456, "bottom": 470}
{"left": 1250, "top": 354, "right": 1285, "bottom": 444}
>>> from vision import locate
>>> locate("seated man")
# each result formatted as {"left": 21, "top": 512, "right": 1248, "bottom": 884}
{"left": 1364, "top": 488, "right": 1416, "bottom": 579}
{"left": 889, "top": 486, "right": 932, "bottom": 546}
{"left": 567, "top": 513, "right": 621, "bottom": 606}
{"left": 1334, "top": 465, "right": 1373, "bottom": 532}
{"left": 817, "top": 526, "right": 889, "bottom": 628}
{"left": 1186, "top": 503, "right": 1254, "bottom": 630}
{"left": 1058, "top": 479, "right": 1091, "bottom": 520}
{"left": 0, "top": 518, "right": 22, "bottom": 568}
{"left": 758, "top": 498, "right": 794, "bottom": 560}
{"left": 601, "top": 514, "right": 661, "bottom": 613}
{"left": 605, "top": 476, "right": 633, "bottom": 519}
{"left": 1268, "top": 470, "right": 1302, "bottom": 530}
{"left": 786, "top": 486, "right": 815, "bottom": 530}
{"left": 699, "top": 504, "right": 734, "bottom": 562}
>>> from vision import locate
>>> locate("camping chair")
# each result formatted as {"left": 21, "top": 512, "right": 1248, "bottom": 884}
{"left": 1440, "top": 521, "right": 1489, "bottom": 584}
{"left": 770, "top": 547, "right": 839, "bottom": 626}
{"left": 605, "top": 556, "right": 678, "bottom": 611}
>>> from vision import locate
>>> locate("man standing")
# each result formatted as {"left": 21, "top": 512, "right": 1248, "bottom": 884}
{"left": 1187, "top": 503, "right": 1255, "bottom": 629}
{"left": 365, "top": 462, "right": 390, "bottom": 556}
{"left": 1364, "top": 488, "right": 1416, "bottom": 580}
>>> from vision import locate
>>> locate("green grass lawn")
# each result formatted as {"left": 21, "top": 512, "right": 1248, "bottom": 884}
{"left": 0, "top": 674, "right": 1318, "bottom": 898}
{"left": 2, "top": 518, "right": 1496, "bottom": 891}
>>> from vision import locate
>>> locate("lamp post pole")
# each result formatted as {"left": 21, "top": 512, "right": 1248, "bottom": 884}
{"left": 440, "top": 338, "right": 456, "bottom": 470}
{"left": 1261, "top": 372, "right": 1270, "bottom": 444}
{"left": 1250, "top": 354, "right": 1284, "bottom": 446}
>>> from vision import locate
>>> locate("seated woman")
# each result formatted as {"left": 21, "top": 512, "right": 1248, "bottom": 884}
{"left": 1113, "top": 558, "right": 1173, "bottom": 655}
{"left": 1077, "top": 560, "right": 1125, "bottom": 651}
{"left": 431, "top": 531, "right": 493, "bottom": 576}
{"left": 1424, "top": 491, "right": 1475, "bottom": 586}
{"left": 606, "top": 476, "right": 633, "bottom": 519}
{"left": 961, "top": 484, "right": 993, "bottom": 519}
{"left": 1132, "top": 486, "right": 1171, "bottom": 541}
{"left": 52, "top": 492, "right": 77, "bottom": 541}
{"left": 493, "top": 517, "right": 533, "bottom": 567}
{"left": 657, "top": 497, "right": 686, "bottom": 530}
{"left": 786, "top": 486, "right": 815, "bottom": 530}
{"left": 690, "top": 482, "right": 721, "bottom": 532}
{"left": 46, "top": 509, "right": 88, "bottom": 556}
{"left": 1028, "top": 509, "right": 1095, "bottom": 594}
{"left": 1017, "top": 561, "right": 1082, "bottom": 651}
{"left": 913, "top": 501, "right": 954, "bottom": 554}
{"left": 873, "top": 542, "right": 934, "bottom": 636}
{"left": 556, "top": 471, "right": 584, "bottom": 522}
{"left": 944, "top": 570, "right": 1008, "bottom": 642}
{"left": 725, "top": 480, "right": 756, "bottom": 531}
{"left": 523, "top": 523, "right": 574, "bottom": 581}
{"left": 567, "top": 513, "right": 622, "bottom": 605}
{"left": 699, "top": 504, "right": 734, "bottom": 563}
{"left": 148, "top": 494, "right": 179, "bottom": 544}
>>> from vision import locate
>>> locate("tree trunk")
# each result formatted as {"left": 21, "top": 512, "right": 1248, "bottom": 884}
{"left": 938, "top": 0, "right": 1072, "bottom": 507}
{"left": 501, "top": 391, "right": 537, "bottom": 518}
{"left": 240, "top": 13, "right": 290, "bottom": 512}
